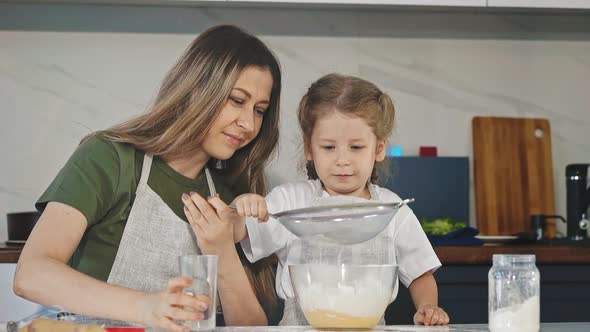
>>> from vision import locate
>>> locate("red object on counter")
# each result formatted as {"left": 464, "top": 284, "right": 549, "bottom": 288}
{"left": 106, "top": 328, "right": 145, "bottom": 332}
{"left": 419, "top": 146, "right": 438, "bottom": 157}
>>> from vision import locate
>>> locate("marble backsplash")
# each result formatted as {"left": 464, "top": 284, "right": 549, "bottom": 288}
{"left": 0, "top": 3, "right": 589, "bottom": 241}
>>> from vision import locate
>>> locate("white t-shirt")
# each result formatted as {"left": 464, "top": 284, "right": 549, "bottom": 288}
{"left": 240, "top": 179, "right": 441, "bottom": 301}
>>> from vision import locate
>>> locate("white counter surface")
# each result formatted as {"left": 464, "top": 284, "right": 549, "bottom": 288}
{"left": 3, "top": 322, "right": 590, "bottom": 332}
{"left": 214, "top": 323, "right": 590, "bottom": 332}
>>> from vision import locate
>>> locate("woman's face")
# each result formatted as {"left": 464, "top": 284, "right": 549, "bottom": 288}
{"left": 202, "top": 66, "right": 273, "bottom": 160}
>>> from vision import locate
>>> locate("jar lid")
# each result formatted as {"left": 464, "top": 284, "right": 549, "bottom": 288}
{"left": 493, "top": 254, "right": 536, "bottom": 265}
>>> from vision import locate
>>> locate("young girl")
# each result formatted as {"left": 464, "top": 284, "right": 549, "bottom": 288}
{"left": 232, "top": 73, "right": 449, "bottom": 326}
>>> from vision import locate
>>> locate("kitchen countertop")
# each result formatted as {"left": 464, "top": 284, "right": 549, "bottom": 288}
{"left": 213, "top": 323, "right": 589, "bottom": 331}
{"left": 3, "top": 243, "right": 590, "bottom": 264}
{"left": 2, "top": 323, "right": 589, "bottom": 332}
{"left": 433, "top": 243, "right": 590, "bottom": 264}
{"left": 0, "top": 244, "right": 22, "bottom": 264}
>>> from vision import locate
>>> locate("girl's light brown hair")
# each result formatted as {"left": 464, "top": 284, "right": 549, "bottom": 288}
{"left": 88, "top": 25, "right": 281, "bottom": 321}
{"left": 298, "top": 73, "right": 395, "bottom": 184}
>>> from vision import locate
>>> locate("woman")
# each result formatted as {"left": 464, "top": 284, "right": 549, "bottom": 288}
{"left": 13, "top": 25, "right": 281, "bottom": 331}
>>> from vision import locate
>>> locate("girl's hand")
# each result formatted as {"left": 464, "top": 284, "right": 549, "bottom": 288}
{"left": 139, "top": 277, "right": 210, "bottom": 332}
{"left": 182, "top": 192, "right": 235, "bottom": 254}
{"left": 231, "top": 193, "right": 269, "bottom": 222}
{"left": 413, "top": 304, "right": 450, "bottom": 326}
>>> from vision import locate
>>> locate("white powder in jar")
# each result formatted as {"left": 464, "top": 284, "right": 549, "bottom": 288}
{"left": 489, "top": 295, "right": 540, "bottom": 332}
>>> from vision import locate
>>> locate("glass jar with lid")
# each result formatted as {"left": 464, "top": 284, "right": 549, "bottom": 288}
{"left": 488, "top": 254, "right": 540, "bottom": 332}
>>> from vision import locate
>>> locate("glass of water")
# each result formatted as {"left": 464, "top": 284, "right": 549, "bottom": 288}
{"left": 179, "top": 254, "right": 219, "bottom": 331}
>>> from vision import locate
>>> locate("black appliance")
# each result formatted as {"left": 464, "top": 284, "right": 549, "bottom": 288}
{"left": 566, "top": 164, "right": 590, "bottom": 240}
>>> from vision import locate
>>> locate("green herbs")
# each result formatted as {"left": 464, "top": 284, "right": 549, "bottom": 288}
{"left": 421, "top": 218, "right": 466, "bottom": 235}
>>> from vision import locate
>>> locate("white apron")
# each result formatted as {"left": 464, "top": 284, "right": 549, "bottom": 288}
{"left": 107, "top": 154, "right": 200, "bottom": 292}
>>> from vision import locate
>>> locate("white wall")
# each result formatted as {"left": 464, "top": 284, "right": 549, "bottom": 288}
{"left": 0, "top": 263, "right": 42, "bottom": 323}
{"left": 1, "top": 3, "right": 589, "bottom": 242}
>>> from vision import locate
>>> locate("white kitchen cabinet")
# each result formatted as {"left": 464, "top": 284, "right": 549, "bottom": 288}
{"left": 4, "top": 0, "right": 590, "bottom": 10}
{"left": 487, "top": 0, "right": 590, "bottom": 9}
{"left": 0, "top": 0, "right": 228, "bottom": 5}
{"left": 226, "top": 0, "right": 487, "bottom": 7}
{"left": 0, "top": 0, "right": 487, "bottom": 8}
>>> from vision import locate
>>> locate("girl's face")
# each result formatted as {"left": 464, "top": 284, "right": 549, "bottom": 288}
{"left": 202, "top": 66, "right": 273, "bottom": 161}
{"left": 306, "top": 111, "right": 386, "bottom": 198}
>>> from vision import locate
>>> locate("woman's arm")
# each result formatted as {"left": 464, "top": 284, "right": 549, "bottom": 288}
{"left": 216, "top": 245, "right": 268, "bottom": 326}
{"left": 408, "top": 272, "right": 449, "bottom": 325}
{"left": 14, "top": 202, "right": 208, "bottom": 332}
{"left": 183, "top": 193, "right": 268, "bottom": 326}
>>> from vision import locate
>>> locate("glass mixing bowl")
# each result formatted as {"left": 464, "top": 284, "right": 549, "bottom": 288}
{"left": 289, "top": 263, "right": 397, "bottom": 329}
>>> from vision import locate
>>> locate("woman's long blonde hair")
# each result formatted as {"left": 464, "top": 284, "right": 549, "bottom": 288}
{"left": 90, "top": 25, "right": 281, "bottom": 320}
{"left": 298, "top": 73, "right": 395, "bottom": 184}
{"left": 94, "top": 24, "right": 281, "bottom": 194}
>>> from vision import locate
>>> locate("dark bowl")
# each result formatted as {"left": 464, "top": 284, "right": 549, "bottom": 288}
{"left": 7, "top": 211, "right": 41, "bottom": 241}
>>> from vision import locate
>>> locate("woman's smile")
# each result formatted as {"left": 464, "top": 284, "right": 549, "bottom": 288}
{"left": 224, "top": 132, "right": 245, "bottom": 147}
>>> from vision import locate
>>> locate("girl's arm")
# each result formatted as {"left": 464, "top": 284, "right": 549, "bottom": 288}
{"left": 14, "top": 202, "right": 208, "bottom": 332}
{"left": 408, "top": 272, "right": 449, "bottom": 326}
{"left": 183, "top": 193, "right": 268, "bottom": 326}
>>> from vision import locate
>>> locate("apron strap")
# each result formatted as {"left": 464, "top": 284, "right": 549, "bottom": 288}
{"left": 139, "top": 154, "right": 154, "bottom": 187}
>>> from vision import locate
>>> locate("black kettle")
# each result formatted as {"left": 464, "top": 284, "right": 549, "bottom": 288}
{"left": 566, "top": 164, "right": 590, "bottom": 240}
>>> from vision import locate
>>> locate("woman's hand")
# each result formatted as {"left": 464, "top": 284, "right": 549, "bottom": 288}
{"left": 181, "top": 193, "right": 268, "bottom": 326}
{"left": 413, "top": 304, "right": 450, "bottom": 326}
{"left": 139, "top": 277, "right": 210, "bottom": 332}
{"left": 231, "top": 193, "right": 269, "bottom": 222}
{"left": 182, "top": 192, "right": 236, "bottom": 254}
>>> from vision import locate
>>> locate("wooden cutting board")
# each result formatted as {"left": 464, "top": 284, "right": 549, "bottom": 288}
{"left": 472, "top": 117, "right": 556, "bottom": 237}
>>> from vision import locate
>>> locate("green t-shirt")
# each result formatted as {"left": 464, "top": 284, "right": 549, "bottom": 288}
{"left": 36, "top": 135, "right": 239, "bottom": 282}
